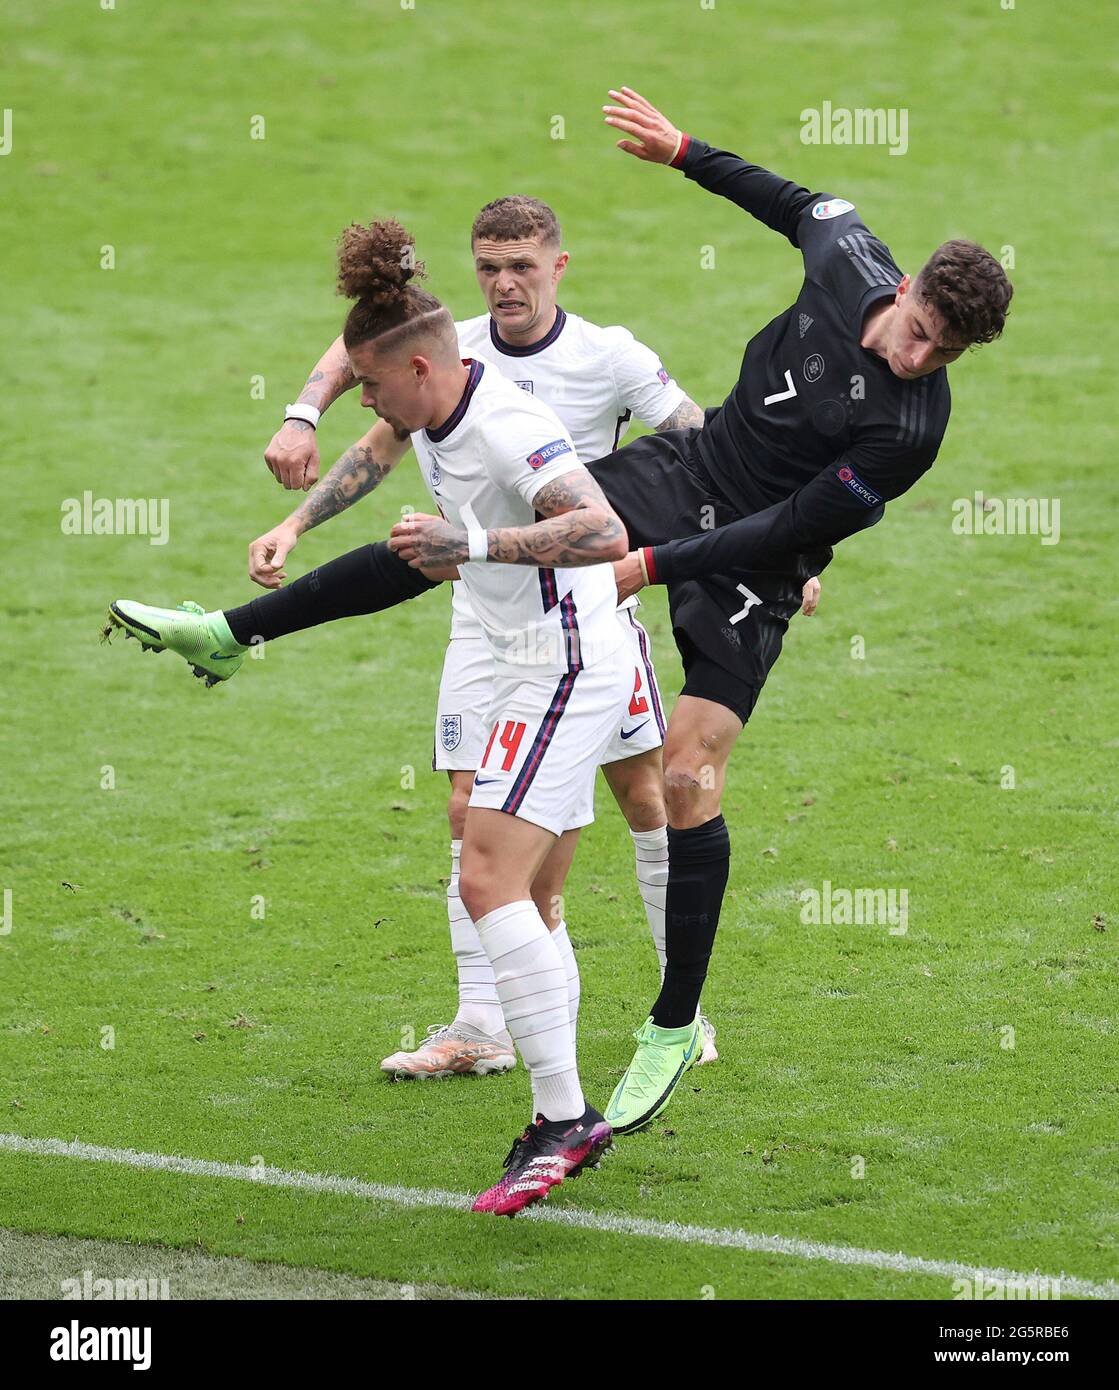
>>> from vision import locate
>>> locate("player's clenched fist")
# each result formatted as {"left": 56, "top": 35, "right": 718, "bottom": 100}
{"left": 265, "top": 421, "right": 320, "bottom": 491}
{"left": 248, "top": 522, "right": 300, "bottom": 589}
{"left": 602, "top": 87, "right": 684, "bottom": 164}
{"left": 801, "top": 576, "right": 821, "bottom": 616}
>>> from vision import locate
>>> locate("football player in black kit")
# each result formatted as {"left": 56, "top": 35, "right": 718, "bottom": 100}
{"left": 107, "top": 87, "right": 1012, "bottom": 1136}
{"left": 391, "top": 87, "right": 1012, "bottom": 1131}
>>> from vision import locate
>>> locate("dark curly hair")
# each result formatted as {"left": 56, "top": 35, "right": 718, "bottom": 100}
{"left": 471, "top": 196, "right": 561, "bottom": 248}
{"left": 336, "top": 219, "right": 453, "bottom": 352}
{"left": 913, "top": 241, "right": 1012, "bottom": 346}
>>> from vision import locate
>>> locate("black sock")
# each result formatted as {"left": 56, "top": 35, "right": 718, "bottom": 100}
{"left": 224, "top": 541, "right": 439, "bottom": 646}
{"left": 651, "top": 815, "right": 730, "bottom": 1028}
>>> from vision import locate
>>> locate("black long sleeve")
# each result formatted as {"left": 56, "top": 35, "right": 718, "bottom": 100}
{"left": 672, "top": 134, "right": 816, "bottom": 245}
{"left": 645, "top": 437, "right": 938, "bottom": 584}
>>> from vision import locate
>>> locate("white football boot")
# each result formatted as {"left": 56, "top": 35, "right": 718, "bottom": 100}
{"left": 380, "top": 1023, "right": 516, "bottom": 1080}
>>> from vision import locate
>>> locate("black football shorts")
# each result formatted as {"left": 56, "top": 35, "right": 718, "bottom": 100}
{"left": 589, "top": 428, "right": 811, "bottom": 726}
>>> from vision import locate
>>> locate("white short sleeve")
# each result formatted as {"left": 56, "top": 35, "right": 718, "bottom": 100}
{"left": 483, "top": 409, "right": 583, "bottom": 509}
{"left": 607, "top": 326, "right": 686, "bottom": 430}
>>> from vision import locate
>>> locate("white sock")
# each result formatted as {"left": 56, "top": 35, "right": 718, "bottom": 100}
{"left": 475, "top": 900, "right": 584, "bottom": 1121}
{"left": 631, "top": 825, "right": 669, "bottom": 982}
{"left": 446, "top": 840, "right": 507, "bottom": 1039}
{"left": 550, "top": 920, "right": 580, "bottom": 1049}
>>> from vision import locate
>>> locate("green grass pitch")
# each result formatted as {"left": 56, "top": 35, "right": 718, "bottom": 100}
{"left": 1, "top": 0, "right": 1116, "bottom": 1300}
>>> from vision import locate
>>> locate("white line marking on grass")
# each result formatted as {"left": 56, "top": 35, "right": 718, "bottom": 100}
{"left": 2, "top": 1133, "right": 1115, "bottom": 1299}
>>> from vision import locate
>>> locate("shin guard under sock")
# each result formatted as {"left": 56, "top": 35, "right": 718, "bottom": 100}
{"left": 651, "top": 815, "right": 730, "bottom": 1028}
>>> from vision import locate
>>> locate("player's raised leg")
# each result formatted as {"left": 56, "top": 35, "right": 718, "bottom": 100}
{"left": 103, "top": 599, "right": 247, "bottom": 686}
{"left": 105, "top": 540, "right": 446, "bottom": 685}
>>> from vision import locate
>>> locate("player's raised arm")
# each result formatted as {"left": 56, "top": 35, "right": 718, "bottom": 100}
{"left": 249, "top": 418, "right": 411, "bottom": 588}
{"left": 388, "top": 467, "right": 628, "bottom": 570}
{"left": 263, "top": 334, "right": 359, "bottom": 491}
{"left": 603, "top": 87, "right": 814, "bottom": 244}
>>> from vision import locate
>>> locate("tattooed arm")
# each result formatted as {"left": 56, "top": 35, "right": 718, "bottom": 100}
{"left": 264, "top": 335, "right": 360, "bottom": 491}
{"left": 290, "top": 419, "right": 410, "bottom": 536}
{"left": 488, "top": 469, "right": 628, "bottom": 565}
{"left": 654, "top": 395, "right": 705, "bottom": 432}
{"left": 295, "top": 336, "right": 357, "bottom": 413}
{"left": 248, "top": 420, "right": 411, "bottom": 589}
{"left": 388, "top": 468, "right": 628, "bottom": 570}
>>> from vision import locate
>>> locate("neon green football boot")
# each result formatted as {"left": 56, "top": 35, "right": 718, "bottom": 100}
{"left": 104, "top": 599, "right": 247, "bottom": 686}
{"left": 605, "top": 1014, "right": 703, "bottom": 1135}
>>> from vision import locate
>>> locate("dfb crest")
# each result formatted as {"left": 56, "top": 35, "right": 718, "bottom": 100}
{"left": 440, "top": 714, "right": 462, "bottom": 751}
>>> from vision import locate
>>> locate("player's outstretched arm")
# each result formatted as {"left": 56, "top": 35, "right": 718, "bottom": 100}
{"left": 248, "top": 419, "right": 411, "bottom": 589}
{"left": 263, "top": 335, "right": 359, "bottom": 491}
{"left": 604, "top": 87, "right": 814, "bottom": 243}
{"left": 388, "top": 468, "right": 628, "bottom": 570}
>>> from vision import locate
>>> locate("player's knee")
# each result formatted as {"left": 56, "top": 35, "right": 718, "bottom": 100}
{"left": 663, "top": 760, "right": 717, "bottom": 824}
{"left": 663, "top": 762, "right": 702, "bottom": 804}
{"left": 446, "top": 786, "right": 470, "bottom": 840}
{"left": 620, "top": 782, "right": 667, "bottom": 832}
{"left": 457, "top": 866, "right": 492, "bottom": 923}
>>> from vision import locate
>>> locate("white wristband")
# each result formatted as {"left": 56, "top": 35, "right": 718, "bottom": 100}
{"left": 465, "top": 523, "right": 489, "bottom": 563}
{"left": 284, "top": 403, "right": 321, "bottom": 428}
{"left": 461, "top": 502, "right": 488, "bottom": 563}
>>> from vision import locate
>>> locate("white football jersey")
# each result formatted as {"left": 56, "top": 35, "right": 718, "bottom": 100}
{"left": 446, "top": 308, "right": 685, "bottom": 638}
{"left": 410, "top": 359, "right": 625, "bottom": 679}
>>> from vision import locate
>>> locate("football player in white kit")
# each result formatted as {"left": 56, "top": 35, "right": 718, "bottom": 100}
{"left": 250, "top": 198, "right": 728, "bottom": 1084}
{"left": 332, "top": 220, "right": 634, "bottom": 1211}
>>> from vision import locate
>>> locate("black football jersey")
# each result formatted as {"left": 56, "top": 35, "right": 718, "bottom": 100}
{"left": 653, "top": 137, "right": 952, "bottom": 581}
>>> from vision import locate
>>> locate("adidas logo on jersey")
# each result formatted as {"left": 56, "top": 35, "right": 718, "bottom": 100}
{"left": 799, "top": 313, "right": 814, "bottom": 339}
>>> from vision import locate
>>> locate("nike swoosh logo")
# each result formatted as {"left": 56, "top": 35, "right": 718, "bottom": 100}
{"left": 683, "top": 1030, "right": 699, "bottom": 1063}
{"left": 474, "top": 776, "right": 505, "bottom": 786}
{"left": 619, "top": 721, "right": 650, "bottom": 740}
{"left": 209, "top": 652, "right": 239, "bottom": 661}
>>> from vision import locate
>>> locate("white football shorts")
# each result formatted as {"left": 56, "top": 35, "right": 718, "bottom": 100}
{"left": 433, "top": 607, "right": 665, "bottom": 772}
{"left": 466, "top": 639, "right": 634, "bottom": 836}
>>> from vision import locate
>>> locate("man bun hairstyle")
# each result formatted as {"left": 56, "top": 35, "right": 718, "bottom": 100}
{"left": 914, "top": 240, "right": 1013, "bottom": 346}
{"left": 471, "top": 196, "right": 561, "bottom": 248}
{"left": 337, "top": 218, "right": 453, "bottom": 352}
